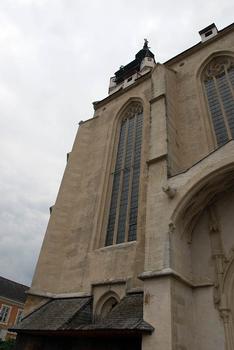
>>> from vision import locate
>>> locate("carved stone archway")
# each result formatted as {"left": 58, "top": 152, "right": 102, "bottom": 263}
{"left": 171, "top": 163, "right": 234, "bottom": 349}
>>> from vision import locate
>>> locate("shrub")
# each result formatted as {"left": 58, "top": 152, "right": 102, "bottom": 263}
{"left": 0, "top": 339, "right": 16, "bottom": 350}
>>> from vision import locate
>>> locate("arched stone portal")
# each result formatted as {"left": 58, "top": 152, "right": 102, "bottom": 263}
{"left": 170, "top": 163, "right": 234, "bottom": 350}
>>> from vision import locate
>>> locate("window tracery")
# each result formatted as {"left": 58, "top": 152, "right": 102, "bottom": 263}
{"left": 105, "top": 103, "right": 143, "bottom": 246}
{"left": 203, "top": 56, "right": 234, "bottom": 146}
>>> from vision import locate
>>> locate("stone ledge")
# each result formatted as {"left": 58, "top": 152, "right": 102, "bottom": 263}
{"left": 27, "top": 289, "right": 91, "bottom": 299}
{"left": 138, "top": 268, "right": 214, "bottom": 288}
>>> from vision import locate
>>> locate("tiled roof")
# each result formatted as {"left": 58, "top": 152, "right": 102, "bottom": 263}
{"left": 14, "top": 293, "right": 154, "bottom": 334}
{"left": 92, "top": 293, "right": 153, "bottom": 331}
{"left": 0, "top": 276, "right": 29, "bottom": 303}
{"left": 15, "top": 297, "right": 92, "bottom": 331}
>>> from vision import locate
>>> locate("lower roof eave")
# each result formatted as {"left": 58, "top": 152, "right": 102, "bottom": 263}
{"left": 12, "top": 328, "right": 153, "bottom": 337}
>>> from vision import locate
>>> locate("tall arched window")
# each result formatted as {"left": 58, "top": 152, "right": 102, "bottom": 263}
{"left": 203, "top": 56, "right": 234, "bottom": 146}
{"left": 105, "top": 103, "right": 143, "bottom": 246}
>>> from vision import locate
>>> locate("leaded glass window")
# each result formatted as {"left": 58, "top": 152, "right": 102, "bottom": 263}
{"left": 105, "top": 103, "right": 143, "bottom": 246}
{"left": 203, "top": 56, "right": 234, "bottom": 146}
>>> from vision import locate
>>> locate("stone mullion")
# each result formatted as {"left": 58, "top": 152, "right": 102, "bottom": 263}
{"left": 203, "top": 80, "right": 219, "bottom": 147}
{"left": 125, "top": 114, "right": 137, "bottom": 242}
{"left": 223, "top": 66, "right": 234, "bottom": 138}
{"left": 213, "top": 76, "right": 232, "bottom": 140}
{"left": 225, "top": 66, "right": 234, "bottom": 98}
{"left": 113, "top": 118, "right": 129, "bottom": 244}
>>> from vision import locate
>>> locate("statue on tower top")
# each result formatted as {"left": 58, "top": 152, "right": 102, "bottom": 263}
{"left": 143, "top": 38, "right": 149, "bottom": 49}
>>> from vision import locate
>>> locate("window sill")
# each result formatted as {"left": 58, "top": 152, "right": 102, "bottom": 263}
{"left": 96, "top": 240, "right": 137, "bottom": 252}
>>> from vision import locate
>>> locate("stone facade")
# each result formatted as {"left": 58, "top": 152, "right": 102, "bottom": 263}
{"left": 17, "top": 23, "right": 234, "bottom": 349}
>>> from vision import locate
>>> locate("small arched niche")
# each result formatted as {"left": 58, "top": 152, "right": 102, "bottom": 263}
{"left": 101, "top": 297, "right": 118, "bottom": 318}
{"left": 95, "top": 292, "right": 120, "bottom": 321}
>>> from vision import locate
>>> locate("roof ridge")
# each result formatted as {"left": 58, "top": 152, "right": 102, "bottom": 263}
{"left": 60, "top": 297, "right": 92, "bottom": 329}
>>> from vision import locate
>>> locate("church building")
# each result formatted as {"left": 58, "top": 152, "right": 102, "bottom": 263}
{"left": 14, "top": 22, "right": 234, "bottom": 350}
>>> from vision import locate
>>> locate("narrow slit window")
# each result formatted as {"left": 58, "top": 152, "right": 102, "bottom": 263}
{"left": 203, "top": 56, "right": 234, "bottom": 146}
{"left": 105, "top": 103, "right": 143, "bottom": 246}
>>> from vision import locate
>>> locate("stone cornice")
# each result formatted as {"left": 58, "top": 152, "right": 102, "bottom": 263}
{"left": 27, "top": 290, "right": 91, "bottom": 299}
{"left": 139, "top": 268, "right": 214, "bottom": 288}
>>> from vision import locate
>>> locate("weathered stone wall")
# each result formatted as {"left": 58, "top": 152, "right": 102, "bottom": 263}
{"left": 166, "top": 28, "right": 234, "bottom": 173}
{"left": 166, "top": 68, "right": 181, "bottom": 175}
{"left": 24, "top": 24, "right": 234, "bottom": 350}
{"left": 30, "top": 78, "right": 152, "bottom": 299}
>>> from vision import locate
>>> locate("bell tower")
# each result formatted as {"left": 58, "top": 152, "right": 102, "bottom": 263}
{"left": 109, "top": 39, "right": 155, "bottom": 94}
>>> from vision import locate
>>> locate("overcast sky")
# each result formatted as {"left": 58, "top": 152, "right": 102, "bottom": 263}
{"left": 0, "top": 0, "right": 233, "bottom": 286}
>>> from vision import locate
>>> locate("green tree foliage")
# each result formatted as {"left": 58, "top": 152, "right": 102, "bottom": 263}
{"left": 0, "top": 339, "right": 16, "bottom": 350}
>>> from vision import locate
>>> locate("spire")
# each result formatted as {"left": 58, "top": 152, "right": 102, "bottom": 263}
{"left": 135, "top": 40, "right": 154, "bottom": 61}
{"left": 143, "top": 38, "right": 149, "bottom": 50}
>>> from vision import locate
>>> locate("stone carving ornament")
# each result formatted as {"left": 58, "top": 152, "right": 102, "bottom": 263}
{"left": 208, "top": 206, "right": 234, "bottom": 349}
{"left": 123, "top": 103, "right": 143, "bottom": 120}
{"left": 204, "top": 56, "right": 234, "bottom": 80}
